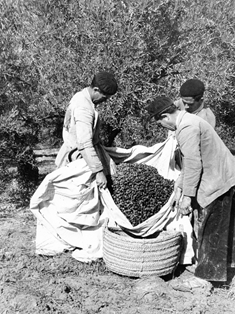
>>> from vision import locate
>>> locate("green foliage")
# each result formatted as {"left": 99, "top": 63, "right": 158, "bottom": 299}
{"left": 112, "top": 163, "right": 174, "bottom": 226}
{"left": 1, "top": 0, "right": 234, "bottom": 148}
{"left": 0, "top": 0, "right": 235, "bottom": 204}
{"left": 173, "top": 0, "right": 235, "bottom": 140}
{"left": 7, "top": 175, "right": 38, "bottom": 208}
{"left": 0, "top": 0, "right": 187, "bottom": 148}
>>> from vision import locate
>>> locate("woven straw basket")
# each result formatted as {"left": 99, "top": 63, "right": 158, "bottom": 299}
{"left": 103, "top": 226, "right": 183, "bottom": 277}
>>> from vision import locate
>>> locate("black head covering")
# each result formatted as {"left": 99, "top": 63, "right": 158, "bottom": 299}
{"left": 146, "top": 96, "right": 174, "bottom": 120}
{"left": 180, "top": 79, "right": 205, "bottom": 98}
{"left": 91, "top": 71, "right": 118, "bottom": 95}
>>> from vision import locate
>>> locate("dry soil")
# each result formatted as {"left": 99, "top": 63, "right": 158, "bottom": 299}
{"left": 1, "top": 196, "right": 235, "bottom": 314}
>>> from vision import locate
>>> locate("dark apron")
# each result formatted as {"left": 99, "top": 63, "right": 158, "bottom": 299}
{"left": 195, "top": 187, "right": 235, "bottom": 282}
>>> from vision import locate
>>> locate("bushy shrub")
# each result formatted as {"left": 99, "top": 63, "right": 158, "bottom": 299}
{"left": 1, "top": 146, "right": 39, "bottom": 208}
{"left": 173, "top": 0, "right": 235, "bottom": 144}
{"left": 1, "top": 0, "right": 235, "bottom": 150}
{"left": 1, "top": 0, "right": 235, "bottom": 206}
{"left": 111, "top": 163, "right": 174, "bottom": 226}
{"left": 7, "top": 176, "right": 38, "bottom": 208}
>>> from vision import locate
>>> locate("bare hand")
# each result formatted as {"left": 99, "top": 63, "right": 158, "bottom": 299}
{"left": 170, "top": 186, "right": 182, "bottom": 210}
{"left": 96, "top": 171, "right": 107, "bottom": 189}
{"left": 178, "top": 196, "right": 192, "bottom": 217}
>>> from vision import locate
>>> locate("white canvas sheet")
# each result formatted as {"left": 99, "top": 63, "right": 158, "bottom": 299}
{"left": 30, "top": 135, "right": 193, "bottom": 263}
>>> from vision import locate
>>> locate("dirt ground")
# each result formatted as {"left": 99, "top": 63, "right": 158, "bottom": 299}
{"left": 1, "top": 197, "right": 235, "bottom": 314}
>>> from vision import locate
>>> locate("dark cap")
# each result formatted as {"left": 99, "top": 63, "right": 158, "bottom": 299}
{"left": 92, "top": 71, "right": 118, "bottom": 95}
{"left": 180, "top": 79, "right": 205, "bottom": 98}
{"left": 146, "top": 96, "right": 174, "bottom": 120}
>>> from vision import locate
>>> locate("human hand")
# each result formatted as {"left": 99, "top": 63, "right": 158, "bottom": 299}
{"left": 96, "top": 171, "right": 107, "bottom": 189}
{"left": 170, "top": 186, "right": 182, "bottom": 211}
{"left": 178, "top": 196, "right": 192, "bottom": 217}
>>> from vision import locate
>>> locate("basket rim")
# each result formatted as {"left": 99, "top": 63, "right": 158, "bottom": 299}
{"left": 104, "top": 226, "right": 182, "bottom": 243}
